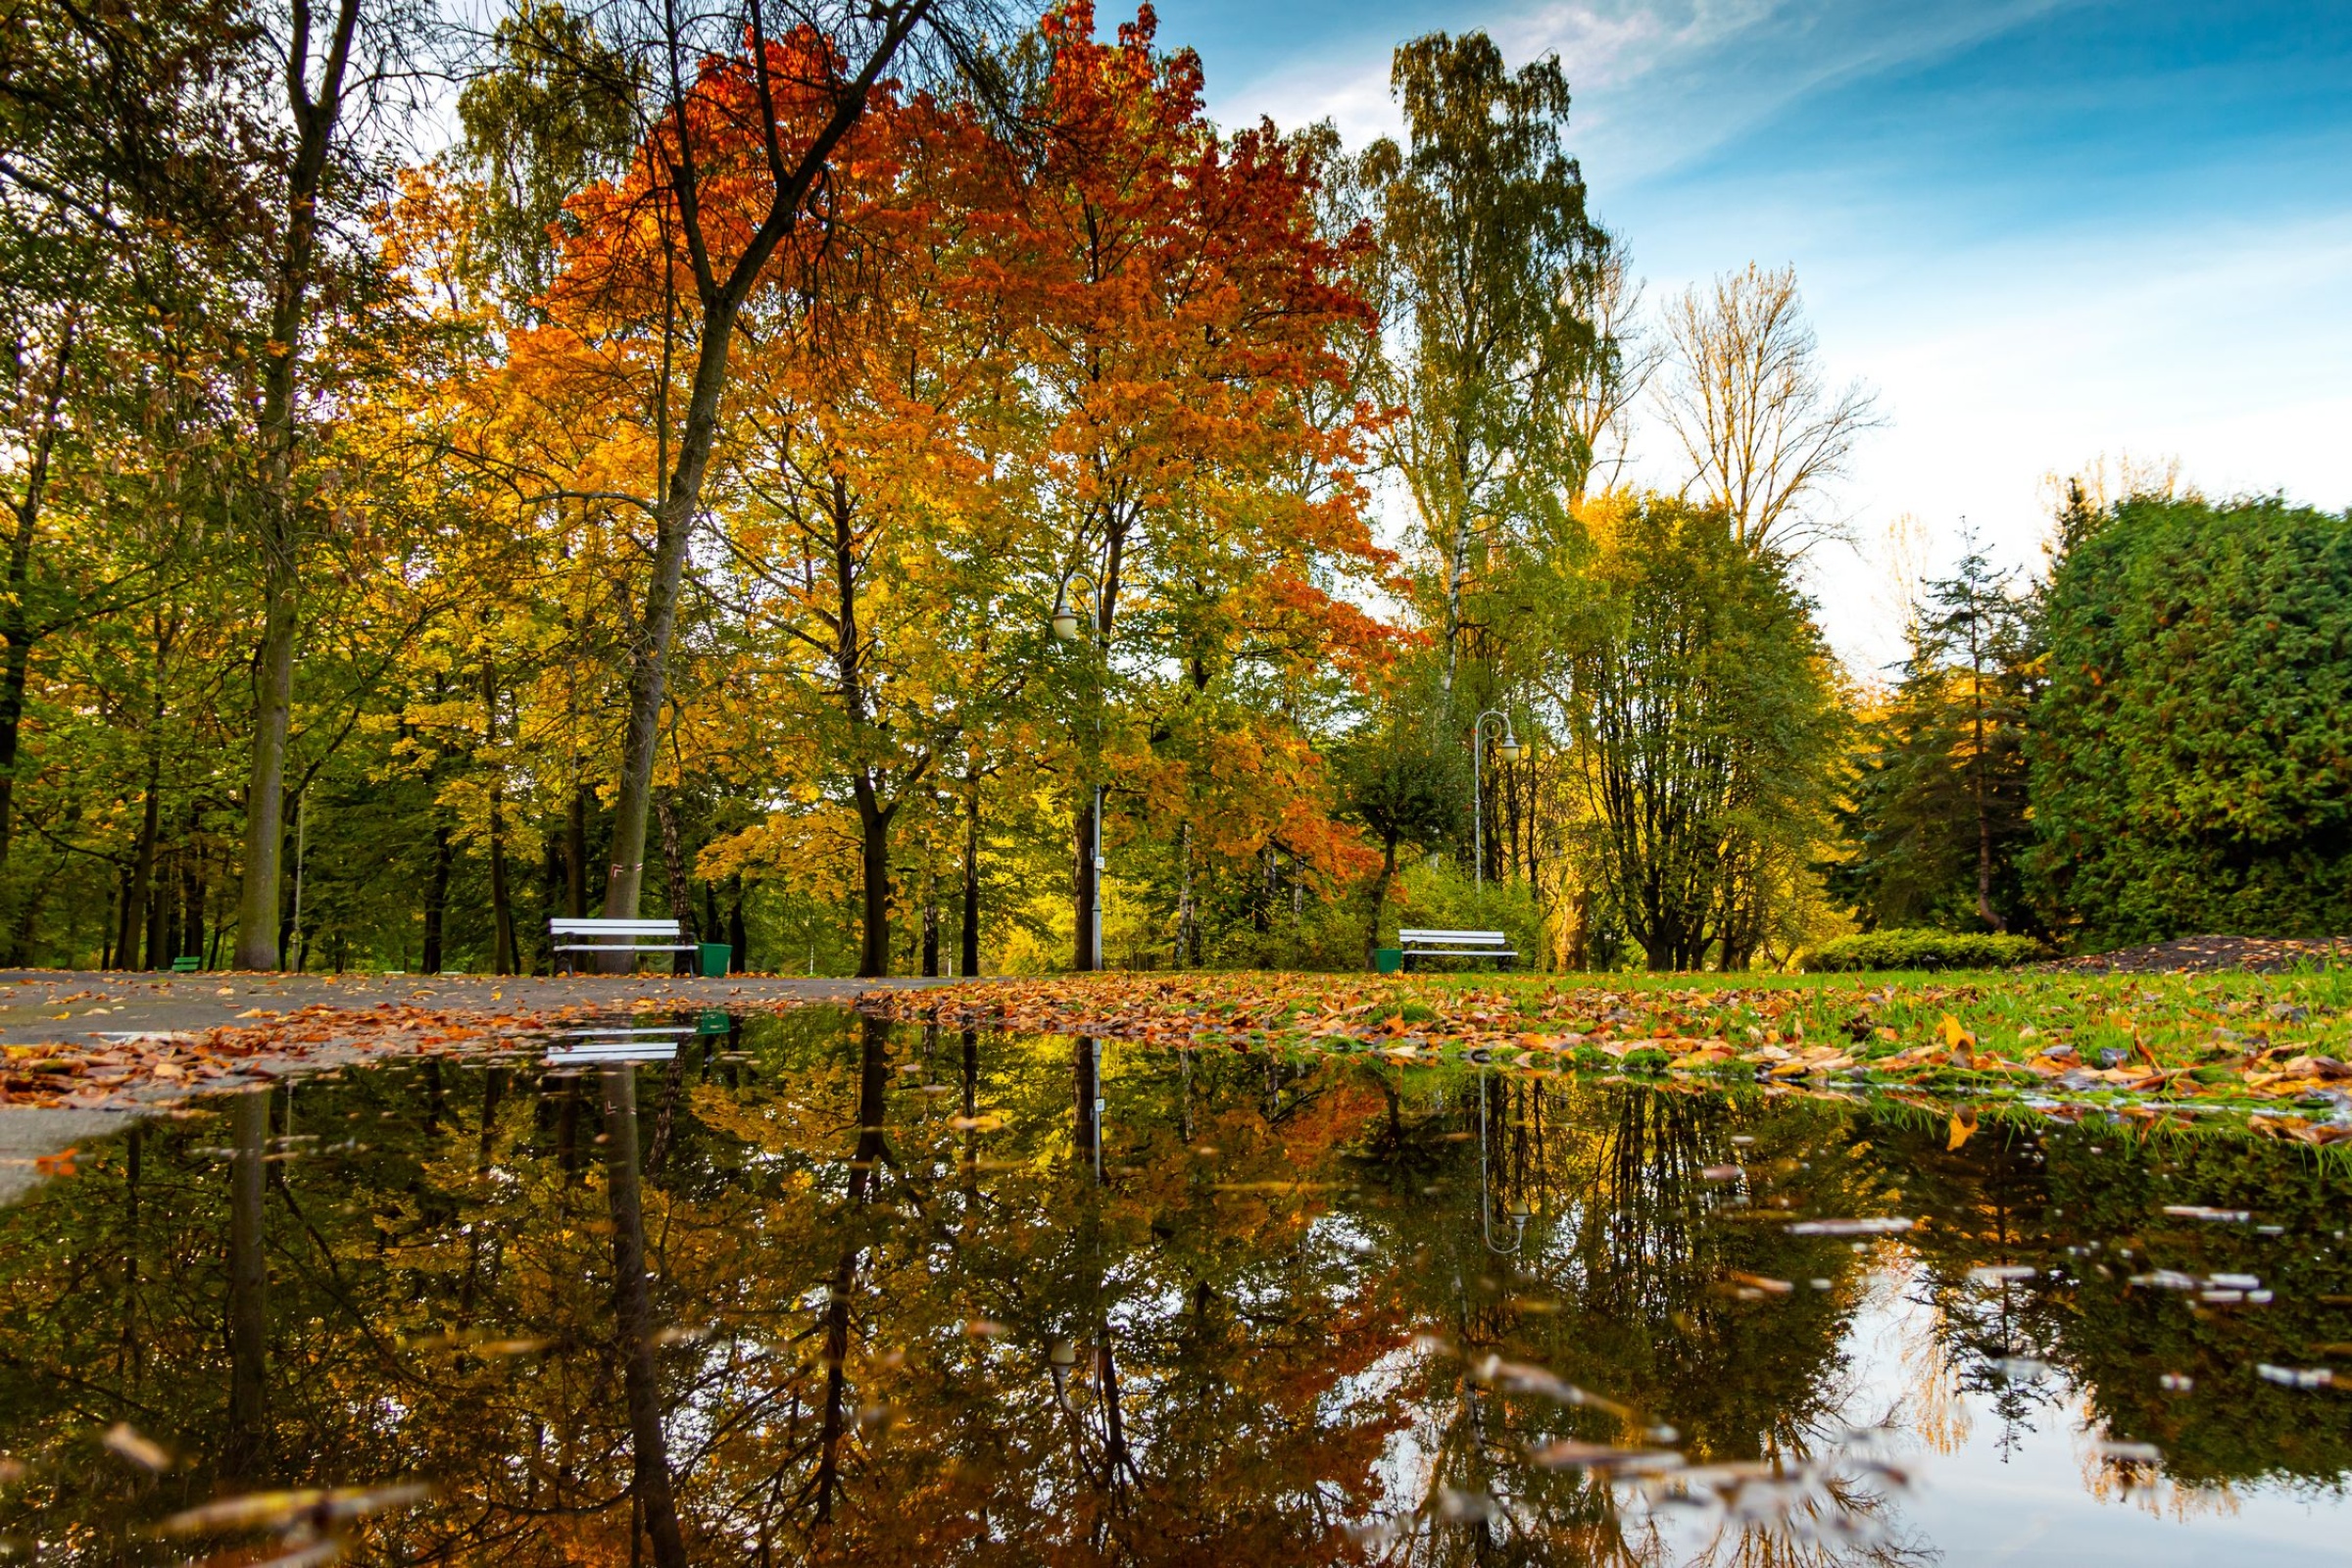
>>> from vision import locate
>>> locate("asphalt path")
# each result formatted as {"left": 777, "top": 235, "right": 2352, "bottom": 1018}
{"left": 0, "top": 968, "right": 972, "bottom": 1203}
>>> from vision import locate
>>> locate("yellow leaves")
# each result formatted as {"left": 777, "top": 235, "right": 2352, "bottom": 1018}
{"left": 1947, "top": 1108, "right": 1978, "bottom": 1151}
{"left": 1940, "top": 1013, "right": 1976, "bottom": 1068}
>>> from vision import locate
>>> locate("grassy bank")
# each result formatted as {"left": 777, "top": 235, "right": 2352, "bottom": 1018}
{"left": 863, "top": 963, "right": 2352, "bottom": 1139}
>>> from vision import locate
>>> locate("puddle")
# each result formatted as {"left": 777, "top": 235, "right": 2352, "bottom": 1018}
{"left": 2, "top": 1005, "right": 2348, "bottom": 1563}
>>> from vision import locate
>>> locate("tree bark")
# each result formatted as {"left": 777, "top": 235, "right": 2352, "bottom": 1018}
{"left": 421, "top": 817, "right": 451, "bottom": 975}
{"left": 565, "top": 783, "right": 590, "bottom": 918}
{"left": 1365, "top": 833, "right": 1397, "bottom": 970}
{"left": 855, "top": 787, "right": 894, "bottom": 979}
{"left": 960, "top": 773, "right": 982, "bottom": 977}
{"left": 488, "top": 787, "right": 517, "bottom": 975}
{"left": 121, "top": 765, "right": 162, "bottom": 969}
{"left": 0, "top": 313, "right": 74, "bottom": 868}
{"left": 656, "top": 790, "right": 696, "bottom": 973}
{"left": 1176, "top": 819, "right": 1195, "bottom": 968}
{"left": 1074, "top": 786, "right": 1102, "bottom": 968}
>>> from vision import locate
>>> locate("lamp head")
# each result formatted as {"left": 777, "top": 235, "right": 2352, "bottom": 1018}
{"left": 1051, "top": 610, "right": 1081, "bottom": 642}
{"left": 1498, "top": 735, "right": 1523, "bottom": 763}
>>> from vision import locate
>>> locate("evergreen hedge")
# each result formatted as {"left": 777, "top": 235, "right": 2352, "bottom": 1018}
{"left": 1804, "top": 928, "right": 2046, "bottom": 972}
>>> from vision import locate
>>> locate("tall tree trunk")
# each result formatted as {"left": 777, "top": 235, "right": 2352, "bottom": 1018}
{"left": 221, "top": 1088, "right": 270, "bottom": 1480}
{"left": 421, "top": 817, "right": 451, "bottom": 975}
{"left": 1073, "top": 788, "right": 1100, "bottom": 970}
{"left": 960, "top": 774, "right": 982, "bottom": 978}
{"left": 122, "top": 767, "right": 162, "bottom": 969}
{"left": 600, "top": 1065, "right": 688, "bottom": 1568}
{"left": 1971, "top": 630, "right": 2003, "bottom": 933}
{"left": 0, "top": 314, "right": 74, "bottom": 868}
{"left": 1175, "top": 819, "right": 1195, "bottom": 968}
{"left": 854, "top": 785, "right": 893, "bottom": 979}
{"left": 921, "top": 890, "right": 939, "bottom": 977}
{"left": 566, "top": 783, "right": 590, "bottom": 918}
{"left": 101, "top": 871, "right": 119, "bottom": 969}
{"left": 181, "top": 828, "right": 206, "bottom": 969}
{"left": 1365, "top": 833, "right": 1398, "bottom": 969}
{"left": 233, "top": 0, "right": 365, "bottom": 972}
{"left": 727, "top": 876, "right": 746, "bottom": 973}
{"left": 488, "top": 789, "right": 517, "bottom": 976}
{"left": 150, "top": 847, "right": 174, "bottom": 972}
{"left": 656, "top": 790, "right": 696, "bottom": 974}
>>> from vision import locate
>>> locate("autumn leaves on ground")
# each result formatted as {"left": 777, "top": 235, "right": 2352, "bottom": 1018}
{"left": 862, "top": 966, "right": 2352, "bottom": 1145}
{"left": 10, "top": 964, "right": 2352, "bottom": 1145}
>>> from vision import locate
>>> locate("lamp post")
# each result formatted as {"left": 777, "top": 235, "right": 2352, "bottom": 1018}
{"left": 1470, "top": 709, "right": 1521, "bottom": 890}
{"left": 1052, "top": 571, "right": 1108, "bottom": 970}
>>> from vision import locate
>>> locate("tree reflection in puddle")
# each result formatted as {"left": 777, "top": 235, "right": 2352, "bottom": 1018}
{"left": 0, "top": 1005, "right": 2346, "bottom": 1564}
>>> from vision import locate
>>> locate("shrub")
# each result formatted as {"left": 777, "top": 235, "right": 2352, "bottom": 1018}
{"left": 1803, "top": 928, "right": 2046, "bottom": 972}
{"left": 1381, "top": 859, "right": 1545, "bottom": 970}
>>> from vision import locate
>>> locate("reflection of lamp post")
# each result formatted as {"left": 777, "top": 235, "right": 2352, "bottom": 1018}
{"left": 1052, "top": 570, "right": 1109, "bottom": 970}
{"left": 1471, "top": 710, "right": 1521, "bottom": 890}
{"left": 1477, "top": 1067, "right": 1530, "bottom": 1255}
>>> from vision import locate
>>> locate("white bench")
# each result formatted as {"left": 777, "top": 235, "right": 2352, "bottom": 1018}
{"left": 549, "top": 917, "right": 697, "bottom": 974}
{"left": 1398, "top": 927, "right": 1517, "bottom": 972}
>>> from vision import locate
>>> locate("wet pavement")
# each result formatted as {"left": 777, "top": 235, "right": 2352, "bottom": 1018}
{"left": 0, "top": 1005, "right": 2347, "bottom": 1564}
{"left": 0, "top": 969, "right": 942, "bottom": 1048}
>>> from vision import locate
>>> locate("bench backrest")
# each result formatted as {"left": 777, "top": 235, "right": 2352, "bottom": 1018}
{"left": 1398, "top": 928, "right": 1510, "bottom": 946}
{"left": 549, "top": 918, "right": 684, "bottom": 937}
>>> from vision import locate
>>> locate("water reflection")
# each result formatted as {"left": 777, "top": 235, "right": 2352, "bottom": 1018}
{"left": 0, "top": 1008, "right": 2345, "bottom": 1565}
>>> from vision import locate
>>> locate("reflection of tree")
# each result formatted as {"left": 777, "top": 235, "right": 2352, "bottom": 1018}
{"left": 1876, "top": 1106, "right": 2352, "bottom": 1492}
{"left": 1876, "top": 1112, "right": 2068, "bottom": 1459}
{"left": 808, "top": 1012, "right": 892, "bottom": 1526}
{"left": 1361, "top": 1077, "right": 1907, "bottom": 1568}
{"left": 0, "top": 1020, "right": 2347, "bottom": 1564}
{"left": 601, "top": 1063, "right": 688, "bottom": 1566}
{"left": 222, "top": 1086, "right": 270, "bottom": 1482}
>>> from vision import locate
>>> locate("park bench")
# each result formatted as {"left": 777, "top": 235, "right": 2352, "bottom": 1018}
{"left": 171, "top": 956, "right": 202, "bottom": 973}
{"left": 1397, "top": 927, "right": 1517, "bottom": 972}
{"left": 549, "top": 917, "right": 697, "bottom": 974}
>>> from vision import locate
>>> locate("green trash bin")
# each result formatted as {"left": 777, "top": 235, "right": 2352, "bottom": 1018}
{"left": 698, "top": 942, "right": 732, "bottom": 978}
{"left": 1374, "top": 947, "right": 1403, "bottom": 975}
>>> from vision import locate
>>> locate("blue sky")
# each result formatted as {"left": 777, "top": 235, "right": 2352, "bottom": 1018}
{"left": 1141, "top": 0, "right": 2352, "bottom": 670}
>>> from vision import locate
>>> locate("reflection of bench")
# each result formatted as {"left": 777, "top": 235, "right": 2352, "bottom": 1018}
{"left": 1398, "top": 928, "right": 1516, "bottom": 972}
{"left": 550, "top": 918, "right": 696, "bottom": 974}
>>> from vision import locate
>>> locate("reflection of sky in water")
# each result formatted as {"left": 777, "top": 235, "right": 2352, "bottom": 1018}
{"left": 1836, "top": 1263, "right": 2347, "bottom": 1567}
